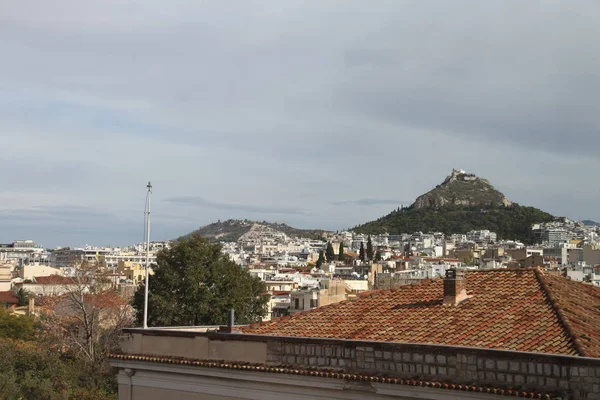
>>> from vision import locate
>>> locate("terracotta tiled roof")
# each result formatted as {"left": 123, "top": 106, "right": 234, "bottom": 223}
{"left": 244, "top": 269, "right": 600, "bottom": 357}
{"left": 0, "top": 291, "right": 18, "bottom": 304}
{"left": 32, "top": 275, "right": 77, "bottom": 285}
{"left": 539, "top": 273, "right": 600, "bottom": 358}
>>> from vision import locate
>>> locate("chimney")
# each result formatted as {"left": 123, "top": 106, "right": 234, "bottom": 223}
{"left": 443, "top": 269, "right": 468, "bottom": 305}
{"left": 219, "top": 309, "right": 236, "bottom": 333}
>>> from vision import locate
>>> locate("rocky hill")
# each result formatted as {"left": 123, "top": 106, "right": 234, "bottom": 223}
{"left": 412, "top": 169, "right": 512, "bottom": 209}
{"left": 183, "top": 219, "right": 328, "bottom": 242}
{"left": 354, "top": 169, "right": 555, "bottom": 243}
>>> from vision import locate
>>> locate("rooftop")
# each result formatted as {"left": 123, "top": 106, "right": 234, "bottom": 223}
{"left": 244, "top": 269, "right": 600, "bottom": 358}
{"left": 0, "top": 291, "right": 18, "bottom": 304}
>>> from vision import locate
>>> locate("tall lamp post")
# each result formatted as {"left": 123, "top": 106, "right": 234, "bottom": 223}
{"left": 143, "top": 182, "right": 152, "bottom": 329}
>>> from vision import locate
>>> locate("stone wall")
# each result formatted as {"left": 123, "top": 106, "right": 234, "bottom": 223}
{"left": 263, "top": 338, "right": 600, "bottom": 400}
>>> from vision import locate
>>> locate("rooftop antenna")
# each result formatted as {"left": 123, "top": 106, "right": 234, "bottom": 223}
{"left": 143, "top": 181, "right": 152, "bottom": 329}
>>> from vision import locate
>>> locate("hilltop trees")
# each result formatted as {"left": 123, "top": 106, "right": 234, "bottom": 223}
{"left": 133, "top": 234, "right": 268, "bottom": 326}
{"left": 354, "top": 204, "right": 555, "bottom": 244}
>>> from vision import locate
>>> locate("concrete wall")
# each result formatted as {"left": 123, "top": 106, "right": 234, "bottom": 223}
{"left": 20, "top": 265, "right": 61, "bottom": 280}
{"left": 583, "top": 245, "right": 600, "bottom": 267}
{"left": 127, "top": 386, "right": 243, "bottom": 400}
{"left": 121, "top": 332, "right": 267, "bottom": 364}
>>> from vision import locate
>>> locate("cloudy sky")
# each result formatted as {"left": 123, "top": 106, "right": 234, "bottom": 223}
{"left": 1, "top": 1, "right": 599, "bottom": 247}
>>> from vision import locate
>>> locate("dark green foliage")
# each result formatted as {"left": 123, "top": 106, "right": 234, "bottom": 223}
{"left": 0, "top": 308, "right": 117, "bottom": 400}
{"left": 0, "top": 308, "right": 36, "bottom": 341}
{"left": 359, "top": 242, "right": 366, "bottom": 262}
{"left": 316, "top": 250, "right": 325, "bottom": 268}
{"left": 325, "top": 242, "right": 335, "bottom": 262}
{"left": 133, "top": 234, "right": 268, "bottom": 326}
{"left": 16, "top": 288, "right": 29, "bottom": 307}
{"left": 354, "top": 204, "right": 555, "bottom": 244}
{"left": 366, "top": 236, "right": 374, "bottom": 260}
{"left": 375, "top": 251, "right": 382, "bottom": 262}
{"left": 338, "top": 242, "right": 345, "bottom": 261}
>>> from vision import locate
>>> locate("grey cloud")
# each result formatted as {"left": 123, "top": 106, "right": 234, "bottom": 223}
{"left": 164, "top": 197, "right": 308, "bottom": 216}
{"left": 331, "top": 199, "right": 407, "bottom": 207}
{"left": 0, "top": 1, "right": 599, "bottom": 246}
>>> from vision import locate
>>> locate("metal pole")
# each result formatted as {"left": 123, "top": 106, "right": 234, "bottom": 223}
{"left": 143, "top": 182, "right": 152, "bottom": 329}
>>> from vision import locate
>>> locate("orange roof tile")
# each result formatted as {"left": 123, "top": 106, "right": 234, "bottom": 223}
{"left": 32, "top": 275, "right": 77, "bottom": 285}
{"left": 244, "top": 269, "right": 600, "bottom": 357}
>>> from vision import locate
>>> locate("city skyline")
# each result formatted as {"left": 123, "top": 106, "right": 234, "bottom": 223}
{"left": 1, "top": 1, "right": 599, "bottom": 247}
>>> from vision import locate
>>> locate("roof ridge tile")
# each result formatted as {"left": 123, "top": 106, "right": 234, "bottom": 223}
{"left": 534, "top": 269, "right": 587, "bottom": 357}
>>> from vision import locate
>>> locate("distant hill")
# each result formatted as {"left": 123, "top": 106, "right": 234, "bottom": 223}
{"left": 353, "top": 169, "right": 556, "bottom": 243}
{"left": 183, "top": 219, "right": 328, "bottom": 242}
{"left": 582, "top": 220, "right": 600, "bottom": 227}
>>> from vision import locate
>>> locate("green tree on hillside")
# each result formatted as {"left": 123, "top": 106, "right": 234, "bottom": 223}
{"left": 316, "top": 250, "right": 325, "bottom": 269}
{"left": 133, "top": 234, "right": 268, "bottom": 326}
{"left": 366, "top": 236, "right": 374, "bottom": 260}
{"left": 325, "top": 242, "right": 335, "bottom": 262}
{"left": 338, "top": 242, "right": 345, "bottom": 261}
{"left": 359, "top": 242, "right": 366, "bottom": 262}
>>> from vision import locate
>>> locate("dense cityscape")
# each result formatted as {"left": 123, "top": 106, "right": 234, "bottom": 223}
{"left": 2, "top": 1, "right": 600, "bottom": 399}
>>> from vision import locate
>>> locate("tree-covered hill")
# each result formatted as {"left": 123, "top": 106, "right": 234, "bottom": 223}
{"left": 353, "top": 204, "right": 555, "bottom": 244}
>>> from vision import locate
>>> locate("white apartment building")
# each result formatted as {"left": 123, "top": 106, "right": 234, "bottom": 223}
{"left": 466, "top": 230, "right": 497, "bottom": 243}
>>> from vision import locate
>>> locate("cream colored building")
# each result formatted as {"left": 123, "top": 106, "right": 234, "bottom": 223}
{"left": 0, "top": 264, "right": 12, "bottom": 291}
{"left": 117, "top": 261, "right": 153, "bottom": 284}
{"left": 19, "top": 265, "right": 62, "bottom": 280}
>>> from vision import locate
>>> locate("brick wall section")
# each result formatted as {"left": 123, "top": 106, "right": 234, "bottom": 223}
{"left": 263, "top": 338, "right": 600, "bottom": 400}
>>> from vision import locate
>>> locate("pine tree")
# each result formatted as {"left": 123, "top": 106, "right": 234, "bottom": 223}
{"left": 316, "top": 250, "right": 325, "bottom": 268}
{"left": 338, "top": 242, "right": 345, "bottom": 261}
{"left": 359, "top": 242, "right": 366, "bottom": 262}
{"left": 325, "top": 242, "right": 335, "bottom": 262}
{"left": 366, "top": 236, "right": 374, "bottom": 260}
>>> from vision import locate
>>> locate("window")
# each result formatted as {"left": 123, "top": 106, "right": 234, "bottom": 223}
{"left": 294, "top": 298, "right": 300, "bottom": 309}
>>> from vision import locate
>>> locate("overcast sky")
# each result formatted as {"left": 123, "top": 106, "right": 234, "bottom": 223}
{"left": 1, "top": 1, "right": 599, "bottom": 247}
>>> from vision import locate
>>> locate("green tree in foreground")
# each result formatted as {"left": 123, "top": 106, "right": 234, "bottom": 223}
{"left": 133, "top": 234, "right": 268, "bottom": 327}
{"left": 0, "top": 307, "right": 36, "bottom": 341}
{"left": 338, "top": 242, "right": 345, "bottom": 261}
{"left": 325, "top": 242, "right": 335, "bottom": 262}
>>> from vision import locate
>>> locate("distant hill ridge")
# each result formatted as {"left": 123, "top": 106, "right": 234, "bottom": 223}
{"left": 582, "top": 220, "right": 600, "bottom": 227}
{"left": 185, "top": 219, "right": 328, "bottom": 242}
{"left": 354, "top": 169, "right": 556, "bottom": 243}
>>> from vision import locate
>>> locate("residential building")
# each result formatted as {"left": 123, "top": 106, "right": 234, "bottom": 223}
{"left": 19, "top": 264, "right": 62, "bottom": 280}
{"left": 289, "top": 279, "right": 348, "bottom": 313}
{"left": 0, "top": 264, "right": 12, "bottom": 291}
{"left": 466, "top": 230, "right": 497, "bottom": 243}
